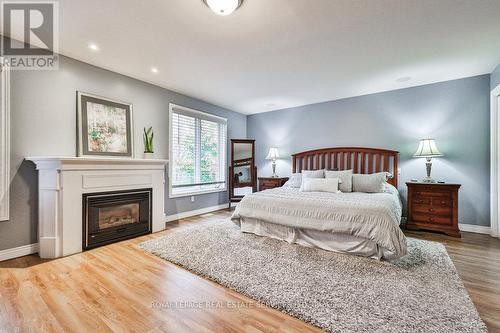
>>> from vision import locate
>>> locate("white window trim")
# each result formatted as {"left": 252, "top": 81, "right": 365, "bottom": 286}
{"left": 0, "top": 60, "right": 10, "bottom": 221}
{"left": 168, "top": 103, "right": 227, "bottom": 199}
{"left": 490, "top": 83, "right": 500, "bottom": 238}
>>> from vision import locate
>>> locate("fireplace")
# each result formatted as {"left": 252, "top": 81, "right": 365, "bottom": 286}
{"left": 83, "top": 188, "right": 152, "bottom": 250}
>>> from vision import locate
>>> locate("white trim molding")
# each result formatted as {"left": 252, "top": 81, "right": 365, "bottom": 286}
{"left": 165, "top": 204, "right": 228, "bottom": 222}
{"left": 0, "top": 243, "right": 38, "bottom": 262}
{"left": 459, "top": 223, "right": 491, "bottom": 235}
{"left": 0, "top": 61, "right": 10, "bottom": 221}
{"left": 490, "top": 84, "right": 500, "bottom": 238}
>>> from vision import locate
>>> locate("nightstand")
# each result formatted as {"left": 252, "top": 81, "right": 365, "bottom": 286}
{"left": 258, "top": 177, "right": 288, "bottom": 191}
{"left": 406, "top": 182, "right": 461, "bottom": 237}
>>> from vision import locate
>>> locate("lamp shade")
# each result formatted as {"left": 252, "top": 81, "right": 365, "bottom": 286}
{"left": 413, "top": 139, "right": 443, "bottom": 158}
{"left": 265, "top": 147, "right": 280, "bottom": 160}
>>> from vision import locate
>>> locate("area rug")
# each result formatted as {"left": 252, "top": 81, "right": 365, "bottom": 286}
{"left": 139, "top": 220, "right": 486, "bottom": 333}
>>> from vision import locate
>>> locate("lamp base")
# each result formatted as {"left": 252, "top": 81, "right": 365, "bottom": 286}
{"left": 271, "top": 161, "right": 278, "bottom": 178}
{"left": 422, "top": 177, "right": 436, "bottom": 183}
{"left": 422, "top": 158, "right": 435, "bottom": 183}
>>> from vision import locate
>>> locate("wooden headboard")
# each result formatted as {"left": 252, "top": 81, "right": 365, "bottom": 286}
{"left": 292, "top": 147, "right": 399, "bottom": 187}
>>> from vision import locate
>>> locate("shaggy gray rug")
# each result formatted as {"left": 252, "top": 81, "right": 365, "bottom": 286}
{"left": 139, "top": 220, "right": 486, "bottom": 333}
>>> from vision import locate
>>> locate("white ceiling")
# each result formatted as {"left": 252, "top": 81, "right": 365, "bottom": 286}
{"left": 4, "top": 0, "right": 500, "bottom": 114}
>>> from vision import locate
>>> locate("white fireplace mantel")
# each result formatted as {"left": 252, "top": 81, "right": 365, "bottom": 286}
{"left": 27, "top": 157, "right": 168, "bottom": 258}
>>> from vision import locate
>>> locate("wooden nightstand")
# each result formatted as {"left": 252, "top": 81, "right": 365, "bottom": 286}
{"left": 406, "top": 182, "right": 461, "bottom": 237}
{"left": 258, "top": 177, "right": 289, "bottom": 191}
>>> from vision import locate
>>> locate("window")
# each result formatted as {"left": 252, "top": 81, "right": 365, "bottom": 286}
{"left": 169, "top": 104, "right": 227, "bottom": 198}
{"left": 0, "top": 61, "right": 10, "bottom": 221}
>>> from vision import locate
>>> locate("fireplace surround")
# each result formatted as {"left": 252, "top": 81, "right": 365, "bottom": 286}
{"left": 27, "top": 157, "right": 167, "bottom": 258}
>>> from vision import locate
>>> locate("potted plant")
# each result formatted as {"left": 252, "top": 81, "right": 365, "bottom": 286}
{"left": 143, "top": 126, "right": 154, "bottom": 158}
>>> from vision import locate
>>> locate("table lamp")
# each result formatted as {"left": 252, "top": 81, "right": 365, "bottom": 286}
{"left": 266, "top": 147, "right": 280, "bottom": 178}
{"left": 413, "top": 139, "right": 443, "bottom": 183}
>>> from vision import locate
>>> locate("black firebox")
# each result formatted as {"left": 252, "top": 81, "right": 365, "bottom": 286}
{"left": 83, "top": 188, "right": 152, "bottom": 250}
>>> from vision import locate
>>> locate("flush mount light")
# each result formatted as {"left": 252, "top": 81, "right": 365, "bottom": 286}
{"left": 203, "top": 0, "right": 243, "bottom": 16}
{"left": 151, "top": 67, "right": 159, "bottom": 74}
{"left": 88, "top": 43, "right": 99, "bottom": 51}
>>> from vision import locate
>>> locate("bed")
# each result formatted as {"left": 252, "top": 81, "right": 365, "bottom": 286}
{"left": 231, "top": 147, "right": 407, "bottom": 260}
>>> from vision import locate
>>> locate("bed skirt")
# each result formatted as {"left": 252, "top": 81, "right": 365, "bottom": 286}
{"left": 239, "top": 217, "right": 395, "bottom": 260}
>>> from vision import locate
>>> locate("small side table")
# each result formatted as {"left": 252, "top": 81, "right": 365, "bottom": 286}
{"left": 258, "top": 177, "right": 289, "bottom": 191}
{"left": 406, "top": 182, "right": 461, "bottom": 237}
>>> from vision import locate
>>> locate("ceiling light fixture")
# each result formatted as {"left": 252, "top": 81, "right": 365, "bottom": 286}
{"left": 88, "top": 43, "right": 99, "bottom": 51}
{"left": 203, "top": 0, "right": 243, "bottom": 16}
{"left": 151, "top": 67, "right": 159, "bottom": 74}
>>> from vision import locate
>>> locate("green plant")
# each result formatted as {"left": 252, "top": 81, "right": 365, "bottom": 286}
{"left": 143, "top": 127, "right": 154, "bottom": 153}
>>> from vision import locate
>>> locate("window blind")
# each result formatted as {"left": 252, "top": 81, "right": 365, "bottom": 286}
{"left": 170, "top": 104, "right": 227, "bottom": 197}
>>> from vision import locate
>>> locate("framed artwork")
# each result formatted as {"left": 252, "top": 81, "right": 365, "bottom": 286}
{"left": 77, "top": 92, "right": 134, "bottom": 158}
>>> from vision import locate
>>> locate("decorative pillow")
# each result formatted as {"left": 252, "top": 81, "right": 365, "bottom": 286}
{"left": 325, "top": 169, "right": 353, "bottom": 192}
{"left": 283, "top": 173, "right": 302, "bottom": 188}
{"left": 302, "top": 169, "right": 325, "bottom": 179}
{"left": 383, "top": 183, "right": 399, "bottom": 195}
{"left": 352, "top": 172, "right": 388, "bottom": 193}
{"left": 300, "top": 178, "right": 340, "bottom": 193}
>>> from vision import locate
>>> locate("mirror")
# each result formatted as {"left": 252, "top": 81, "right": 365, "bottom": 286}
{"left": 233, "top": 165, "right": 252, "bottom": 185}
{"left": 229, "top": 139, "right": 257, "bottom": 207}
{"left": 233, "top": 142, "right": 253, "bottom": 186}
{"left": 233, "top": 142, "right": 253, "bottom": 160}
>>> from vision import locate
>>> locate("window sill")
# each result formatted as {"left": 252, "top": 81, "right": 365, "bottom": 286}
{"left": 169, "top": 187, "right": 227, "bottom": 199}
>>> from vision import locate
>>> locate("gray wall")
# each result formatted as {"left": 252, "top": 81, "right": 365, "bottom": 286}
{"left": 0, "top": 54, "right": 246, "bottom": 251}
{"left": 248, "top": 75, "right": 491, "bottom": 227}
{"left": 492, "top": 64, "right": 500, "bottom": 91}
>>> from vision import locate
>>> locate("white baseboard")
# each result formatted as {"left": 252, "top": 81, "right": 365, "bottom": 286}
{"left": 165, "top": 204, "right": 228, "bottom": 222}
{"left": 459, "top": 223, "right": 491, "bottom": 235}
{"left": 0, "top": 243, "right": 39, "bottom": 262}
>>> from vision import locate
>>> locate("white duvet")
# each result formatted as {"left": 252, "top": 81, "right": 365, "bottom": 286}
{"left": 231, "top": 185, "right": 407, "bottom": 259}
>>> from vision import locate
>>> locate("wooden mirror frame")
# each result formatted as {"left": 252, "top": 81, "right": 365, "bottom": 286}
{"left": 229, "top": 139, "right": 257, "bottom": 207}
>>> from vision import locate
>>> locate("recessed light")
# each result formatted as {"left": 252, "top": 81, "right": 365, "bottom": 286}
{"left": 396, "top": 76, "right": 412, "bottom": 83}
{"left": 88, "top": 43, "right": 99, "bottom": 51}
{"left": 151, "top": 67, "right": 159, "bottom": 74}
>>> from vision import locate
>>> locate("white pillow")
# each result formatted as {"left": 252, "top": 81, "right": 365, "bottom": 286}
{"left": 301, "top": 169, "right": 325, "bottom": 190}
{"left": 302, "top": 169, "right": 325, "bottom": 179}
{"left": 283, "top": 173, "right": 302, "bottom": 188}
{"left": 325, "top": 169, "right": 353, "bottom": 192}
{"left": 352, "top": 172, "right": 388, "bottom": 193}
{"left": 300, "top": 178, "right": 340, "bottom": 193}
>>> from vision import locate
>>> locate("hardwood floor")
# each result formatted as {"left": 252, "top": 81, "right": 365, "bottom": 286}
{"left": 1, "top": 209, "right": 499, "bottom": 333}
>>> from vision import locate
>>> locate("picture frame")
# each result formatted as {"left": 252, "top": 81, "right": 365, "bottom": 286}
{"left": 77, "top": 92, "right": 134, "bottom": 158}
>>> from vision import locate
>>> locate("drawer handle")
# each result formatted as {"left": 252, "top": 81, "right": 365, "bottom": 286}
{"left": 417, "top": 199, "right": 424, "bottom": 204}
{"left": 428, "top": 217, "right": 434, "bottom": 222}
{"left": 429, "top": 208, "right": 434, "bottom": 213}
